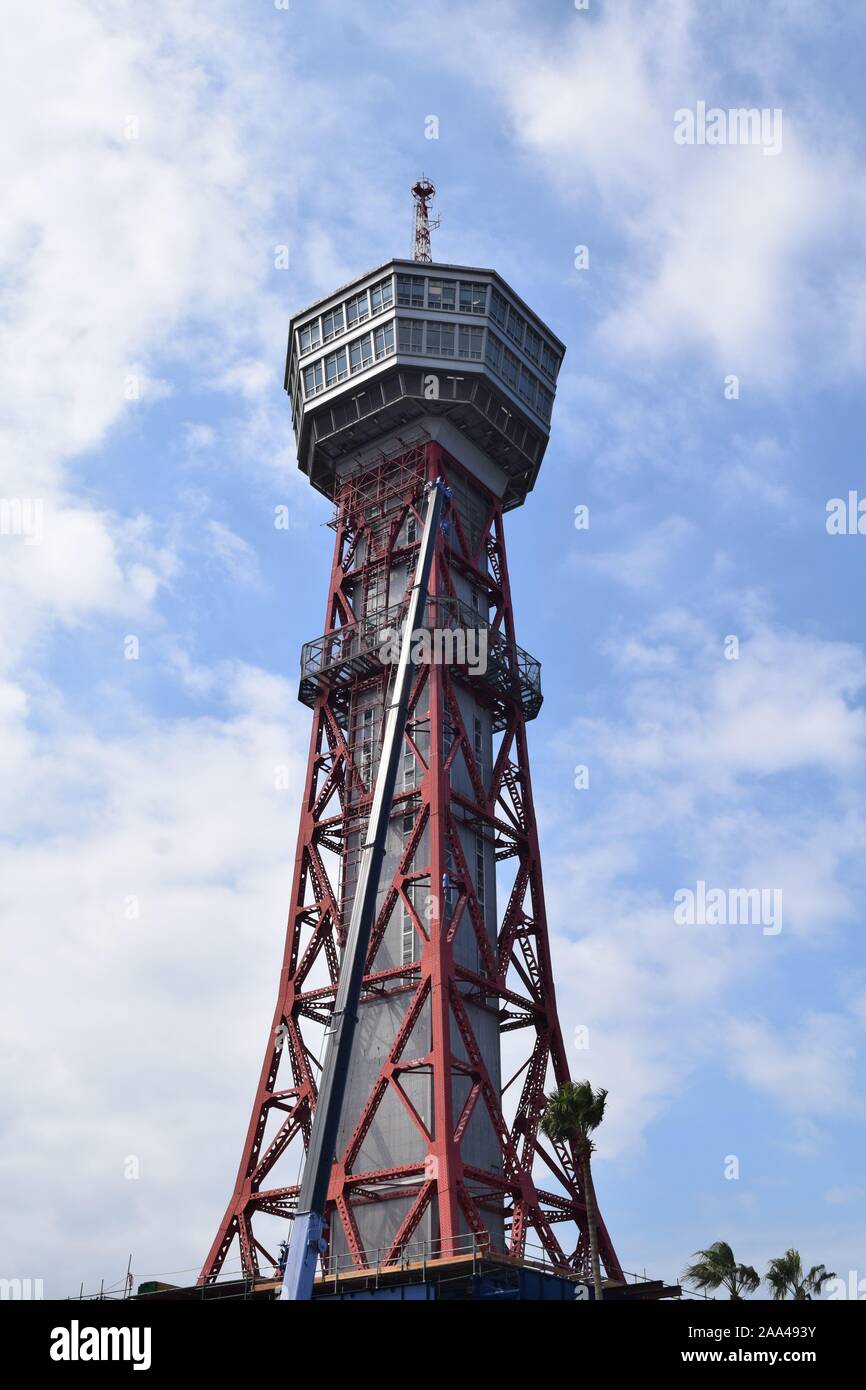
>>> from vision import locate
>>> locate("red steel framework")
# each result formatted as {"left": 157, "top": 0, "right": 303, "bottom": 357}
{"left": 200, "top": 438, "right": 622, "bottom": 1285}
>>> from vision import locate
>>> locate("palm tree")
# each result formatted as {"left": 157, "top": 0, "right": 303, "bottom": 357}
{"left": 682, "top": 1242, "right": 760, "bottom": 1300}
{"left": 804, "top": 1264, "right": 836, "bottom": 1299}
{"left": 766, "top": 1250, "right": 836, "bottom": 1300}
{"left": 540, "top": 1080, "right": 608, "bottom": 1301}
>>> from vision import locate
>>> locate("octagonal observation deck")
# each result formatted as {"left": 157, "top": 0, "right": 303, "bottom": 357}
{"left": 284, "top": 259, "right": 565, "bottom": 511}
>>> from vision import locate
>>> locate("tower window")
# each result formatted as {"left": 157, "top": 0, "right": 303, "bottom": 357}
{"left": 349, "top": 333, "right": 374, "bottom": 373}
{"left": 501, "top": 346, "right": 519, "bottom": 389}
{"left": 427, "top": 278, "right": 456, "bottom": 312}
{"left": 303, "top": 361, "right": 324, "bottom": 397}
{"left": 402, "top": 749, "right": 416, "bottom": 790}
{"left": 540, "top": 343, "right": 560, "bottom": 380}
{"left": 490, "top": 289, "right": 508, "bottom": 327}
{"left": 396, "top": 275, "right": 425, "bottom": 307}
{"left": 524, "top": 325, "right": 542, "bottom": 364}
{"left": 370, "top": 277, "right": 394, "bottom": 313}
{"left": 299, "top": 321, "right": 321, "bottom": 355}
{"left": 397, "top": 318, "right": 424, "bottom": 354}
{"left": 401, "top": 883, "right": 416, "bottom": 965}
{"left": 459, "top": 282, "right": 487, "bottom": 314}
{"left": 505, "top": 305, "right": 525, "bottom": 348}
{"left": 426, "top": 321, "right": 455, "bottom": 357}
{"left": 346, "top": 290, "right": 370, "bottom": 327}
{"left": 518, "top": 365, "right": 538, "bottom": 407}
{"left": 536, "top": 384, "right": 554, "bottom": 421}
{"left": 485, "top": 331, "right": 503, "bottom": 371}
{"left": 358, "top": 706, "right": 375, "bottom": 789}
{"left": 458, "top": 325, "right": 483, "bottom": 360}
{"left": 322, "top": 306, "right": 345, "bottom": 341}
{"left": 324, "top": 347, "right": 348, "bottom": 387}
{"left": 373, "top": 321, "right": 395, "bottom": 360}
{"left": 475, "top": 830, "right": 486, "bottom": 908}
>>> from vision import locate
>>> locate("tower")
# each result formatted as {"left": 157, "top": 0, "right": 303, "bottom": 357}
{"left": 200, "top": 219, "right": 623, "bottom": 1287}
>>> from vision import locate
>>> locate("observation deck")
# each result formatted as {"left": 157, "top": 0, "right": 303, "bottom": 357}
{"left": 285, "top": 259, "right": 565, "bottom": 511}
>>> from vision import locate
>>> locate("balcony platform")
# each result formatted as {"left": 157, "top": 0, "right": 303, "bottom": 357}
{"left": 298, "top": 596, "right": 542, "bottom": 730}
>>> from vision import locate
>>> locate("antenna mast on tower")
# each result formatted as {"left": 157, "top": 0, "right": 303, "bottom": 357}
{"left": 411, "top": 177, "right": 439, "bottom": 263}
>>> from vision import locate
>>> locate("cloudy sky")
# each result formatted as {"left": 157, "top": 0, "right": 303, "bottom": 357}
{"left": 2, "top": 0, "right": 865, "bottom": 1298}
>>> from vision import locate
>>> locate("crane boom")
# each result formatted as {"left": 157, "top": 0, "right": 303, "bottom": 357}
{"left": 280, "top": 475, "right": 449, "bottom": 1302}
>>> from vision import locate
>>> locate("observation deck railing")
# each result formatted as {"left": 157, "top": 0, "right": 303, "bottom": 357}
{"left": 299, "top": 594, "right": 542, "bottom": 727}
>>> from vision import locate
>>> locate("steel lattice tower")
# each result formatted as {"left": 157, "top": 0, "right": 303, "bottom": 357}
{"left": 200, "top": 247, "right": 623, "bottom": 1288}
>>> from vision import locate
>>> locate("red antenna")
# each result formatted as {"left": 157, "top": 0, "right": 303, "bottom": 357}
{"left": 411, "top": 177, "right": 440, "bottom": 263}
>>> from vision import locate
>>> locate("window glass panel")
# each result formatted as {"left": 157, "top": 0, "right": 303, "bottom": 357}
{"left": 324, "top": 347, "right": 348, "bottom": 386}
{"left": 397, "top": 318, "right": 424, "bottom": 353}
{"left": 370, "top": 277, "right": 394, "bottom": 313}
{"left": 458, "top": 325, "right": 483, "bottom": 359}
{"left": 490, "top": 289, "right": 508, "bottom": 327}
{"left": 485, "top": 330, "right": 503, "bottom": 370}
{"left": 524, "top": 325, "right": 542, "bottom": 364}
{"left": 506, "top": 305, "right": 525, "bottom": 347}
{"left": 349, "top": 333, "right": 374, "bottom": 373}
{"left": 518, "top": 364, "right": 537, "bottom": 406}
{"left": 426, "top": 321, "right": 455, "bottom": 356}
{"left": 459, "top": 281, "right": 486, "bottom": 314}
{"left": 322, "top": 306, "right": 345, "bottom": 341}
{"left": 373, "top": 321, "right": 394, "bottom": 358}
{"left": 303, "top": 361, "right": 323, "bottom": 396}
{"left": 396, "top": 275, "right": 425, "bottom": 307}
{"left": 299, "top": 321, "right": 321, "bottom": 354}
{"left": 401, "top": 879, "right": 416, "bottom": 965}
{"left": 346, "top": 291, "right": 370, "bottom": 326}
{"left": 540, "top": 343, "right": 559, "bottom": 379}
{"left": 501, "top": 345, "right": 519, "bottom": 388}
{"left": 427, "top": 278, "right": 456, "bottom": 311}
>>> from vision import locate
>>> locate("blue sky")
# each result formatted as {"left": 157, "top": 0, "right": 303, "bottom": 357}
{"left": 2, "top": 0, "right": 865, "bottom": 1298}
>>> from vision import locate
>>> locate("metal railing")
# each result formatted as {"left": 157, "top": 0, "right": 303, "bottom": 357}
{"left": 299, "top": 595, "right": 542, "bottom": 725}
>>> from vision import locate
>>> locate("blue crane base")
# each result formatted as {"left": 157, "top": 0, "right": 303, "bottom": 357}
{"left": 279, "top": 1212, "right": 326, "bottom": 1302}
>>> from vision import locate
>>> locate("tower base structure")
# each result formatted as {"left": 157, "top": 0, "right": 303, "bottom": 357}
{"left": 200, "top": 436, "right": 622, "bottom": 1287}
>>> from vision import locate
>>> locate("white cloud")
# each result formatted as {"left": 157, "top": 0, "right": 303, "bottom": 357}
{"left": 0, "top": 0, "right": 317, "bottom": 653}
{"left": 542, "top": 612, "right": 866, "bottom": 1157}
{"left": 377, "top": 0, "right": 866, "bottom": 382}
{"left": 727, "top": 1015, "right": 861, "bottom": 1116}
{"left": 588, "top": 617, "right": 866, "bottom": 784}
{"left": 183, "top": 424, "right": 217, "bottom": 451}
{"left": 0, "top": 661, "right": 309, "bottom": 1296}
{"left": 205, "top": 520, "right": 261, "bottom": 588}
{"left": 571, "top": 514, "right": 695, "bottom": 591}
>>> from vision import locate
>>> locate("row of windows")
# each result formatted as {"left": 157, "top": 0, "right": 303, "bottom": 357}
{"left": 298, "top": 276, "right": 558, "bottom": 380}
{"left": 302, "top": 321, "right": 395, "bottom": 397}
{"left": 396, "top": 318, "right": 483, "bottom": 360}
{"left": 300, "top": 321, "right": 553, "bottom": 422}
{"left": 298, "top": 276, "right": 394, "bottom": 355}
{"left": 396, "top": 275, "right": 487, "bottom": 315}
{"left": 485, "top": 331, "right": 554, "bottom": 422}
{"left": 490, "top": 289, "right": 560, "bottom": 380}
